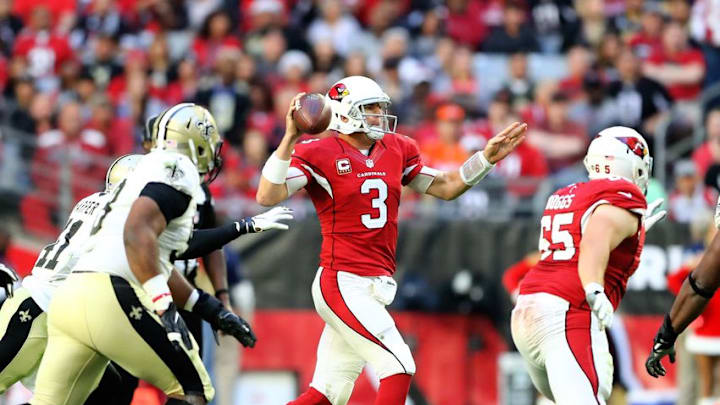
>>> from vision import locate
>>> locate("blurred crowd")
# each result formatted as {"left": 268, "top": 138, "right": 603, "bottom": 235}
{"left": 2, "top": 0, "right": 720, "bottom": 238}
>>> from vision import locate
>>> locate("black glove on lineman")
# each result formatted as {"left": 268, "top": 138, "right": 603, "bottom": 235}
{"left": 645, "top": 314, "right": 678, "bottom": 378}
{"left": 0, "top": 264, "right": 19, "bottom": 298}
{"left": 160, "top": 303, "right": 193, "bottom": 352}
{"left": 193, "top": 290, "right": 257, "bottom": 348}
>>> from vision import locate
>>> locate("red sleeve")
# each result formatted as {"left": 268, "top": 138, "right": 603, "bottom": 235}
{"left": 289, "top": 139, "right": 318, "bottom": 184}
{"left": 399, "top": 135, "right": 425, "bottom": 186}
{"left": 13, "top": 36, "right": 31, "bottom": 57}
{"left": 593, "top": 179, "right": 647, "bottom": 216}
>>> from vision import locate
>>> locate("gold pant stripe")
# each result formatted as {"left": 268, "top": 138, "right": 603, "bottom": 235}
{"left": 0, "top": 287, "right": 47, "bottom": 392}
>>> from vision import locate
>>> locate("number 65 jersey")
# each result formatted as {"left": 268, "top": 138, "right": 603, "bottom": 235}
{"left": 287, "top": 134, "right": 425, "bottom": 277}
{"left": 518, "top": 178, "right": 647, "bottom": 311}
{"left": 22, "top": 192, "right": 111, "bottom": 312}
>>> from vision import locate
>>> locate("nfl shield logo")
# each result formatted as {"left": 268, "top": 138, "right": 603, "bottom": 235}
{"left": 366, "top": 159, "right": 374, "bottom": 168}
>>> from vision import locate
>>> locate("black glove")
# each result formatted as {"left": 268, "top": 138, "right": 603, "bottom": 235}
{"left": 193, "top": 290, "right": 257, "bottom": 348}
{"left": 0, "top": 264, "right": 19, "bottom": 298}
{"left": 160, "top": 303, "right": 193, "bottom": 352}
{"left": 645, "top": 314, "right": 678, "bottom": 378}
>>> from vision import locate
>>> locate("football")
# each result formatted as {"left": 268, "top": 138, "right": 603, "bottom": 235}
{"left": 293, "top": 93, "right": 332, "bottom": 135}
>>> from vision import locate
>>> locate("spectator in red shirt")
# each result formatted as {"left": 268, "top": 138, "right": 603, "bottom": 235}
{"left": 85, "top": 95, "right": 135, "bottom": 156}
{"left": 13, "top": 6, "right": 73, "bottom": 92}
{"left": 472, "top": 90, "right": 549, "bottom": 197}
{"left": 558, "top": 45, "right": 592, "bottom": 101}
{"left": 527, "top": 91, "right": 588, "bottom": 174}
{"left": 693, "top": 108, "right": 720, "bottom": 179}
{"left": 644, "top": 21, "right": 706, "bottom": 102}
{"left": 21, "top": 101, "right": 111, "bottom": 237}
{"left": 192, "top": 9, "right": 241, "bottom": 73}
{"left": 628, "top": 6, "right": 664, "bottom": 60}
{"left": 445, "top": 0, "right": 491, "bottom": 49}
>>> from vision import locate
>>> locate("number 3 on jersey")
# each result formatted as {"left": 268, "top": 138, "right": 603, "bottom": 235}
{"left": 361, "top": 178, "right": 387, "bottom": 229}
{"left": 539, "top": 213, "right": 575, "bottom": 261}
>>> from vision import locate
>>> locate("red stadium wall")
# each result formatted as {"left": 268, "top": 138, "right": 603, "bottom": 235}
{"left": 243, "top": 311, "right": 508, "bottom": 405}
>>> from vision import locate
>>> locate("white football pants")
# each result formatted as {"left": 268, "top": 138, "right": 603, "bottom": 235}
{"left": 308, "top": 267, "right": 415, "bottom": 405}
{"left": 511, "top": 293, "right": 613, "bottom": 405}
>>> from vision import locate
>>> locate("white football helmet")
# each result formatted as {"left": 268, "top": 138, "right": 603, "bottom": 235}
{"left": 105, "top": 154, "right": 143, "bottom": 192}
{"left": 325, "top": 76, "right": 397, "bottom": 140}
{"left": 584, "top": 126, "right": 653, "bottom": 193}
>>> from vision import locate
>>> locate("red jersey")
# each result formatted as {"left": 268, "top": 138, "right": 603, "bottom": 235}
{"left": 519, "top": 178, "right": 647, "bottom": 311}
{"left": 290, "top": 134, "right": 425, "bottom": 276}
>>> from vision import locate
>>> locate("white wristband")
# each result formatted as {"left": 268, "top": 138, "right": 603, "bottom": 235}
{"left": 184, "top": 289, "right": 200, "bottom": 311}
{"left": 262, "top": 152, "right": 291, "bottom": 185}
{"left": 459, "top": 150, "right": 495, "bottom": 186}
{"left": 143, "top": 274, "right": 172, "bottom": 312}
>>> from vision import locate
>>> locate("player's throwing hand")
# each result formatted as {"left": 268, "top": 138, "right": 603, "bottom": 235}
{"left": 482, "top": 122, "right": 528, "bottom": 164}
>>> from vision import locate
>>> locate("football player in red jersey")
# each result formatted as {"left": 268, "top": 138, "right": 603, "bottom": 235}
{"left": 511, "top": 126, "right": 667, "bottom": 405}
{"left": 256, "top": 75, "right": 527, "bottom": 405}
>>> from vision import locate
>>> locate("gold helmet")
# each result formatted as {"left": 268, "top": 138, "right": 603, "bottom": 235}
{"left": 105, "top": 154, "right": 143, "bottom": 192}
{"left": 147, "top": 103, "right": 223, "bottom": 181}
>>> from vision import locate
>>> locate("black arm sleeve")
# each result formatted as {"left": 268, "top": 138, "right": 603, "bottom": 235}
{"left": 139, "top": 182, "right": 191, "bottom": 223}
{"left": 172, "top": 220, "right": 250, "bottom": 260}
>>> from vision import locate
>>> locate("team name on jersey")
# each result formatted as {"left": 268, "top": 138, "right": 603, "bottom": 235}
{"left": 357, "top": 171, "right": 387, "bottom": 178}
{"left": 545, "top": 194, "right": 575, "bottom": 210}
{"left": 73, "top": 199, "right": 101, "bottom": 216}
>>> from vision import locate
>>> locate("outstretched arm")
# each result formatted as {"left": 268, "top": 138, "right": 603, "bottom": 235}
{"left": 423, "top": 122, "right": 527, "bottom": 200}
{"left": 646, "top": 200, "right": 720, "bottom": 378}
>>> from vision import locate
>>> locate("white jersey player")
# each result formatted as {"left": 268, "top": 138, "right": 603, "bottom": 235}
{"left": 0, "top": 154, "right": 141, "bottom": 393}
{"left": 31, "top": 104, "right": 222, "bottom": 405}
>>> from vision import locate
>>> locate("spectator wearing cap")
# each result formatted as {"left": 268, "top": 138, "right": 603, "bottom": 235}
{"left": 627, "top": 4, "right": 665, "bottom": 60}
{"left": 243, "top": 0, "right": 309, "bottom": 56}
{"left": 669, "top": 160, "right": 716, "bottom": 224}
{"left": 694, "top": 108, "right": 720, "bottom": 180}
{"left": 482, "top": 0, "right": 539, "bottom": 54}
{"left": 419, "top": 103, "right": 470, "bottom": 172}
{"left": 277, "top": 49, "right": 312, "bottom": 93}
{"left": 195, "top": 47, "right": 250, "bottom": 146}
{"left": 306, "top": 0, "right": 361, "bottom": 57}
{"left": 527, "top": 91, "right": 587, "bottom": 174}
{"left": 606, "top": 47, "right": 672, "bottom": 136}
{"left": 192, "top": 9, "right": 242, "bottom": 73}
{"left": 644, "top": 21, "right": 705, "bottom": 102}
{"left": 690, "top": 0, "right": 720, "bottom": 87}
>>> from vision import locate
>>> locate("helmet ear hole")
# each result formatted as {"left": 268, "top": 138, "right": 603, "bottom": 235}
{"left": 198, "top": 146, "right": 205, "bottom": 156}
